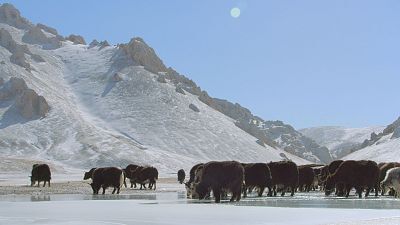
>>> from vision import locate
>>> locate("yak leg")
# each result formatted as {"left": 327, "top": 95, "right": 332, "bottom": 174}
{"left": 235, "top": 184, "right": 242, "bottom": 201}
{"left": 258, "top": 187, "right": 265, "bottom": 197}
{"left": 365, "top": 188, "right": 371, "bottom": 197}
{"left": 243, "top": 185, "right": 248, "bottom": 198}
{"left": 153, "top": 181, "right": 157, "bottom": 190}
{"left": 236, "top": 187, "right": 242, "bottom": 201}
{"left": 281, "top": 186, "right": 286, "bottom": 197}
{"left": 291, "top": 186, "right": 296, "bottom": 196}
{"left": 112, "top": 187, "right": 116, "bottom": 194}
{"left": 102, "top": 187, "right": 106, "bottom": 195}
{"left": 212, "top": 188, "right": 221, "bottom": 203}
{"left": 345, "top": 186, "right": 351, "bottom": 198}
{"left": 48, "top": 180, "right": 50, "bottom": 187}
{"left": 37, "top": 181, "right": 40, "bottom": 187}
{"left": 43, "top": 181, "right": 46, "bottom": 187}
{"left": 355, "top": 187, "right": 362, "bottom": 198}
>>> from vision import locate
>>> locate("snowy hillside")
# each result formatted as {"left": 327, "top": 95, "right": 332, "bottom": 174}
{"left": 343, "top": 117, "right": 400, "bottom": 162}
{"left": 0, "top": 3, "right": 310, "bottom": 175}
{"left": 300, "top": 126, "right": 385, "bottom": 159}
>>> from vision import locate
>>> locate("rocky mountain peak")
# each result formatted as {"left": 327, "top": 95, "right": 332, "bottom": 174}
{"left": 0, "top": 3, "right": 32, "bottom": 30}
{"left": 119, "top": 37, "right": 167, "bottom": 74}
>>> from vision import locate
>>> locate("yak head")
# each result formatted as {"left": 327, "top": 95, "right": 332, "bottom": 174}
{"left": 184, "top": 182, "right": 196, "bottom": 198}
{"left": 83, "top": 168, "right": 96, "bottom": 180}
{"left": 177, "top": 169, "right": 185, "bottom": 184}
{"left": 324, "top": 175, "right": 335, "bottom": 196}
{"left": 83, "top": 172, "right": 91, "bottom": 180}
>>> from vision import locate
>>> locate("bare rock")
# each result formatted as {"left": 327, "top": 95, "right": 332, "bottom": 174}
{"left": 256, "top": 139, "right": 266, "bottom": 147}
{"left": 119, "top": 37, "right": 167, "bottom": 74}
{"left": 392, "top": 127, "right": 400, "bottom": 139}
{"left": 37, "top": 23, "right": 58, "bottom": 35}
{"left": 22, "top": 25, "right": 62, "bottom": 49}
{"left": 88, "top": 39, "right": 99, "bottom": 48}
{"left": 66, "top": 34, "right": 86, "bottom": 45}
{"left": 10, "top": 46, "right": 30, "bottom": 69}
{"left": 0, "top": 3, "right": 32, "bottom": 30}
{"left": 31, "top": 54, "right": 45, "bottom": 62}
{"left": 111, "top": 73, "right": 122, "bottom": 82}
{"left": 198, "top": 91, "right": 213, "bottom": 106}
{"left": 0, "top": 29, "right": 31, "bottom": 68}
{"left": 175, "top": 86, "right": 185, "bottom": 95}
{"left": 99, "top": 40, "right": 110, "bottom": 50}
{"left": 157, "top": 75, "right": 167, "bottom": 83}
{"left": 0, "top": 28, "right": 18, "bottom": 52}
{"left": 8, "top": 77, "right": 27, "bottom": 95}
{"left": 0, "top": 77, "right": 28, "bottom": 100}
{"left": 189, "top": 103, "right": 200, "bottom": 112}
{"left": 15, "top": 88, "right": 49, "bottom": 119}
{"left": 37, "top": 95, "right": 49, "bottom": 117}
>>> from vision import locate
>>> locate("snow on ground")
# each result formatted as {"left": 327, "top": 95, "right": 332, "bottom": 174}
{"left": 0, "top": 22, "right": 310, "bottom": 175}
{"left": 300, "top": 126, "right": 385, "bottom": 158}
{"left": 343, "top": 134, "right": 400, "bottom": 162}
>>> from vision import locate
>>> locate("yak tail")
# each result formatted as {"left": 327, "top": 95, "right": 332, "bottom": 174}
{"left": 119, "top": 170, "right": 125, "bottom": 188}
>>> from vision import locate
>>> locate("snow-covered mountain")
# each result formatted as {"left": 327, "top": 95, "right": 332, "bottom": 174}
{"left": 300, "top": 126, "right": 385, "bottom": 159}
{"left": 343, "top": 117, "right": 400, "bottom": 162}
{"left": 0, "top": 3, "right": 316, "bottom": 174}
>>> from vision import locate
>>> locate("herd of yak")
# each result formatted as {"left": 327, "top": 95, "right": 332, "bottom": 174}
{"left": 29, "top": 160, "right": 400, "bottom": 203}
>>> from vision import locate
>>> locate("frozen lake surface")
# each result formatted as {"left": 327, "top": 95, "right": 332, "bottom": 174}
{"left": 0, "top": 181, "right": 399, "bottom": 225}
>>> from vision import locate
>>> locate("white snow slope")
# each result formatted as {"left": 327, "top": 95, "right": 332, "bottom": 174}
{"left": 0, "top": 15, "right": 309, "bottom": 175}
{"left": 343, "top": 133, "right": 400, "bottom": 163}
{"left": 300, "top": 126, "right": 385, "bottom": 159}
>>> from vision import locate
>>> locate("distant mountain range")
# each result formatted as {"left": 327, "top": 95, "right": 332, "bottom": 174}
{"left": 300, "top": 126, "right": 385, "bottom": 159}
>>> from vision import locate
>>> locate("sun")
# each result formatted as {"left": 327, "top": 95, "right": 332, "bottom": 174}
{"left": 230, "top": 7, "right": 241, "bottom": 18}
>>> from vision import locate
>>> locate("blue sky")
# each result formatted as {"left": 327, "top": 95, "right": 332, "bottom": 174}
{"left": 3, "top": 0, "right": 400, "bottom": 128}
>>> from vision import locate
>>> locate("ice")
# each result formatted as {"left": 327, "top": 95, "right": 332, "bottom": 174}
{"left": 0, "top": 195, "right": 399, "bottom": 225}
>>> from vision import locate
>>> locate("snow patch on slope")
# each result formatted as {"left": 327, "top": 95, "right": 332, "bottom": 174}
{"left": 300, "top": 126, "right": 385, "bottom": 158}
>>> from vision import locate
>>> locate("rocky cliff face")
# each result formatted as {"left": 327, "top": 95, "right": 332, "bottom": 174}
{"left": 119, "top": 37, "right": 167, "bottom": 74}
{"left": 66, "top": 34, "right": 86, "bottom": 45}
{"left": 115, "top": 36, "right": 332, "bottom": 163}
{"left": 0, "top": 3, "right": 32, "bottom": 30}
{"left": 0, "top": 77, "right": 49, "bottom": 119}
{"left": 22, "top": 25, "right": 62, "bottom": 49}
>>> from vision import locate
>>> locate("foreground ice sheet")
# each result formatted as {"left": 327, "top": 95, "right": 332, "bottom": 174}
{"left": 0, "top": 198, "right": 399, "bottom": 225}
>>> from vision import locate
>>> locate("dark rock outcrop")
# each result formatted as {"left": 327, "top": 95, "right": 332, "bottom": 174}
{"left": 175, "top": 86, "right": 185, "bottom": 95}
{"left": 189, "top": 103, "right": 200, "bottom": 112}
{"left": 66, "top": 34, "right": 86, "bottom": 45}
{"left": 0, "top": 77, "right": 49, "bottom": 118}
{"left": 22, "top": 25, "right": 62, "bottom": 49}
{"left": 15, "top": 88, "right": 49, "bottom": 119}
{"left": 0, "top": 3, "right": 32, "bottom": 30}
{"left": 119, "top": 37, "right": 167, "bottom": 74}
{"left": 0, "top": 28, "right": 32, "bottom": 69}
